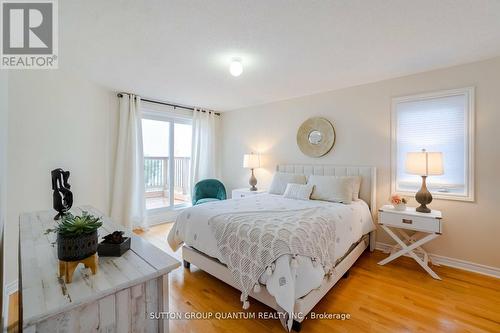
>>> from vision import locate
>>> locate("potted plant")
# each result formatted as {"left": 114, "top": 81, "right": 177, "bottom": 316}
{"left": 390, "top": 195, "right": 408, "bottom": 211}
{"left": 46, "top": 211, "right": 103, "bottom": 261}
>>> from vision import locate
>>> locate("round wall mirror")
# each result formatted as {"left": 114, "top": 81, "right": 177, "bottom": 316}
{"left": 297, "top": 117, "right": 335, "bottom": 157}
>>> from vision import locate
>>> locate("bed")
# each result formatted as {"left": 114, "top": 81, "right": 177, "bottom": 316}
{"left": 168, "top": 164, "right": 376, "bottom": 331}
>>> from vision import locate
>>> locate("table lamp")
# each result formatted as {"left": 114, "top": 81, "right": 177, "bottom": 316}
{"left": 243, "top": 153, "right": 260, "bottom": 191}
{"left": 405, "top": 149, "right": 443, "bottom": 213}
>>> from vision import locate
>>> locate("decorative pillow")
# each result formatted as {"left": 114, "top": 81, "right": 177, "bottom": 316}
{"left": 283, "top": 183, "right": 314, "bottom": 200}
{"left": 268, "top": 173, "right": 307, "bottom": 195}
{"left": 308, "top": 175, "right": 354, "bottom": 204}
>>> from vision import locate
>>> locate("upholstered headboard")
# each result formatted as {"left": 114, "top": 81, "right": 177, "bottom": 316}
{"left": 276, "top": 164, "right": 377, "bottom": 212}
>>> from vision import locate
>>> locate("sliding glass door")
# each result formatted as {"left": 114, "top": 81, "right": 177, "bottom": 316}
{"left": 142, "top": 113, "right": 192, "bottom": 212}
{"left": 173, "top": 122, "right": 192, "bottom": 206}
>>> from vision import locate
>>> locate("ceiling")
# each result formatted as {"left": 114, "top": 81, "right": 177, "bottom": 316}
{"left": 60, "top": 0, "right": 500, "bottom": 111}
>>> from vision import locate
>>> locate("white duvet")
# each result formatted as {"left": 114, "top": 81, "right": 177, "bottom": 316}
{"left": 168, "top": 193, "right": 374, "bottom": 325}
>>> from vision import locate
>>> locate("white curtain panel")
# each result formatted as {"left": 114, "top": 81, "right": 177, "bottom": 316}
{"left": 190, "top": 109, "right": 220, "bottom": 189}
{"left": 110, "top": 94, "right": 147, "bottom": 229}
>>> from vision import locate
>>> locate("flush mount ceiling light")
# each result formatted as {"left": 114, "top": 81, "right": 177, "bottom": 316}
{"left": 229, "top": 59, "right": 243, "bottom": 77}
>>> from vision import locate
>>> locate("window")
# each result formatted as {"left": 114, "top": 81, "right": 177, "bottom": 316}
{"left": 391, "top": 87, "right": 474, "bottom": 201}
{"left": 142, "top": 109, "right": 192, "bottom": 212}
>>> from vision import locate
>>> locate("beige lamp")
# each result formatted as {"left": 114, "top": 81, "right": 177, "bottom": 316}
{"left": 243, "top": 153, "right": 260, "bottom": 191}
{"left": 405, "top": 149, "right": 443, "bottom": 213}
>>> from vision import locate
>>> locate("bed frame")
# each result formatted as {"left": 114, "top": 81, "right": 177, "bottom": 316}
{"left": 182, "top": 164, "right": 377, "bottom": 331}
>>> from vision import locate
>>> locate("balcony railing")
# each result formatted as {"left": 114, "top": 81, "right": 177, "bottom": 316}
{"left": 144, "top": 156, "right": 190, "bottom": 196}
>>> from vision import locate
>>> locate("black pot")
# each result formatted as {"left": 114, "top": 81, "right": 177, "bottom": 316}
{"left": 57, "top": 230, "right": 99, "bottom": 261}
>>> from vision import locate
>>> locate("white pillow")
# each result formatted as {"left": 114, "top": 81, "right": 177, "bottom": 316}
{"left": 268, "top": 173, "right": 307, "bottom": 195}
{"left": 351, "top": 176, "right": 362, "bottom": 201}
{"left": 283, "top": 183, "right": 314, "bottom": 200}
{"left": 308, "top": 175, "right": 354, "bottom": 204}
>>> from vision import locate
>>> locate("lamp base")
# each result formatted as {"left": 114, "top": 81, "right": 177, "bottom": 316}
{"left": 249, "top": 169, "right": 258, "bottom": 191}
{"left": 416, "top": 204, "right": 431, "bottom": 213}
{"left": 415, "top": 175, "right": 433, "bottom": 213}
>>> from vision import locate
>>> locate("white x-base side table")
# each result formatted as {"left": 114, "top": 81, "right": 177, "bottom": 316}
{"left": 378, "top": 205, "right": 442, "bottom": 280}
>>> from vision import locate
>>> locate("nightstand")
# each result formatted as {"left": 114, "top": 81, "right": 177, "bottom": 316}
{"left": 378, "top": 205, "right": 442, "bottom": 280}
{"left": 232, "top": 188, "right": 267, "bottom": 198}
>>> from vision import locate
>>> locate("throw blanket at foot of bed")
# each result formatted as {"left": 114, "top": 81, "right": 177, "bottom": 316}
{"left": 209, "top": 207, "right": 337, "bottom": 330}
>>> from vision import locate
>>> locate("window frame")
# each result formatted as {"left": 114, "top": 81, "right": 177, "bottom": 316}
{"left": 141, "top": 107, "right": 193, "bottom": 220}
{"left": 391, "top": 87, "right": 475, "bottom": 202}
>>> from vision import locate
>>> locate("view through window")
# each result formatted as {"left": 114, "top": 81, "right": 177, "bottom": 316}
{"left": 142, "top": 117, "right": 192, "bottom": 210}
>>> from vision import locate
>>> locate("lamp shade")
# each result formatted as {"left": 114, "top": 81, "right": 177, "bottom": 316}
{"left": 243, "top": 153, "right": 260, "bottom": 169}
{"left": 405, "top": 150, "right": 444, "bottom": 176}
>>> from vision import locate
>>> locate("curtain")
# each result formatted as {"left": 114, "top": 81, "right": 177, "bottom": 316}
{"left": 110, "top": 94, "right": 147, "bottom": 229}
{"left": 190, "top": 109, "right": 220, "bottom": 189}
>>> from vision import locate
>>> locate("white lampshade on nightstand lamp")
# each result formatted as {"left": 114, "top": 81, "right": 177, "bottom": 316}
{"left": 243, "top": 153, "right": 260, "bottom": 191}
{"left": 405, "top": 149, "right": 443, "bottom": 213}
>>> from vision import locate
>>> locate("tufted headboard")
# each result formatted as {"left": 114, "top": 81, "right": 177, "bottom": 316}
{"left": 276, "top": 164, "right": 377, "bottom": 213}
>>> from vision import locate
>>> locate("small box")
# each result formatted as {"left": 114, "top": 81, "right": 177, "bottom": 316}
{"left": 97, "top": 237, "right": 131, "bottom": 257}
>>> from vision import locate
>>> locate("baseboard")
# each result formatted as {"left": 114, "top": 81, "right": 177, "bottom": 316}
{"left": 375, "top": 242, "right": 500, "bottom": 279}
{"left": 2, "top": 279, "right": 18, "bottom": 330}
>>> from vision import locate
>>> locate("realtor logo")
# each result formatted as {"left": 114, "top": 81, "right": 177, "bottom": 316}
{"left": 1, "top": 0, "right": 58, "bottom": 69}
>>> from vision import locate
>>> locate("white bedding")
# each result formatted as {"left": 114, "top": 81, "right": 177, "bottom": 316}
{"left": 168, "top": 193, "right": 374, "bottom": 326}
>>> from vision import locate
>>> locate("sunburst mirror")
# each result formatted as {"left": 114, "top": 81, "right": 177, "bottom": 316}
{"left": 296, "top": 117, "right": 335, "bottom": 157}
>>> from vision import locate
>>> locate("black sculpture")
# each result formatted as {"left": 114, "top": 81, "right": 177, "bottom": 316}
{"left": 51, "top": 168, "right": 73, "bottom": 220}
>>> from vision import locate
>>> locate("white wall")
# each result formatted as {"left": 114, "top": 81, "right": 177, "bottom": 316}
{"left": 221, "top": 57, "right": 500, "bottom": 269}
{"left": 4, "top": 70, "right": 117, "bottom": 286}
{"left": 0, "top": 70, "right": 8, "bottom": 327}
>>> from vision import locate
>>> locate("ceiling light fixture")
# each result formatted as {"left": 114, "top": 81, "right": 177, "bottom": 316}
{"left": 229, "top": 59, "right": 243, "bottom": 77}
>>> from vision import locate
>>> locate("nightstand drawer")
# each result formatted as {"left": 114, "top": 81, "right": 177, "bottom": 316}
{"left": 379, "top": 211, "right": 441, "bottom": 233}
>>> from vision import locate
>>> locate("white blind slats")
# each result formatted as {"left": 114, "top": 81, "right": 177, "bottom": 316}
{"left": 395, "top": 92, "right": 470, "bottom": 197}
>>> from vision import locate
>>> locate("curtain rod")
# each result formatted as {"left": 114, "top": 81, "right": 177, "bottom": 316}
{"left": 117, "top": 93, "right": 221, "bottom": 116}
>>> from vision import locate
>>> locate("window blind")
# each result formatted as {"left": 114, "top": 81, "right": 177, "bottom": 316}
{"left": 395, "top": 93, "right": 469, "bottom": 196}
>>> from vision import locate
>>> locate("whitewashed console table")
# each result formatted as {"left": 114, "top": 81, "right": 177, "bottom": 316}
{"left": 19, "top": 205, "right": 180, "bottom": 332}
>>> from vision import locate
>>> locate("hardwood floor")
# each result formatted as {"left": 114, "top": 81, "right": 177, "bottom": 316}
{"left": 7, "top": 292, "right": 19, "bottom": 333}
{"left": 8, "top": 223, "right": 500, "bottom": 332}
{"left": 137, "top": 223, "right": 500, "bottom": 333}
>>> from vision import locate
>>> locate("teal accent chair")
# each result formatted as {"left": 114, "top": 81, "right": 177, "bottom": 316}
{"left": 192, "top": 179, "right": 227, "bottom": 206}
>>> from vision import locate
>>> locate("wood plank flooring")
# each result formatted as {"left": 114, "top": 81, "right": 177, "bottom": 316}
{"left": 7, "top": 292, "right": 18, "bottom": 333}
{"left": 8, "top": 223, "right": 500, "bottom": 333}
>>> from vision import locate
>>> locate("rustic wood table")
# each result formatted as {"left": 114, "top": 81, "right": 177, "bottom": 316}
{"left": 19, "top": 205, "right": 180, "bottom": 332}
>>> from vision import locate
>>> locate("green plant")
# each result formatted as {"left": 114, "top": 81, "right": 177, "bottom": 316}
{"left": 46, "top": 211, "right": 103, "bottom": 237}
